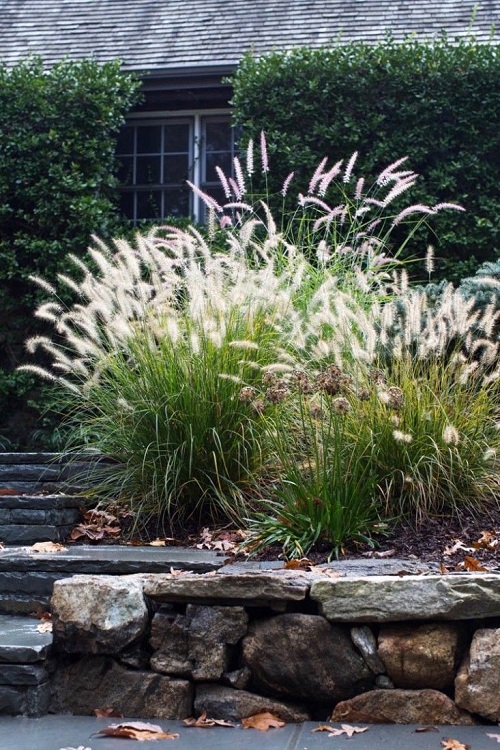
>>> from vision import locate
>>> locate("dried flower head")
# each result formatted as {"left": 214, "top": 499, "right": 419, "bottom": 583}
{"left": 393, "top": 430, "right": 413, "bottom": 444}
{"left": 442, "top": 424, "right": 460, "bottom": 446}
{"left": 251, "top": 399, "right": 266, "bottom": 415}
{"left": 266, "top": 386, "right": 289, "bottom": 404}
{"left": 332, "top": 396, "right": 351, "bottom": 415}
{"left": 239, "top": 386, "right": 257, "bottom": 403}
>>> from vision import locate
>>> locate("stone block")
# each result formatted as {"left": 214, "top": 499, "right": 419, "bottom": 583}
{"left": 310, "top": 574, "right": 500, "bottom": 621}
{"left": 194, "top": 683, "right": 310, "bottom": 722}
{"left": 455, "top": 627, "right": 500, "bottom": 721}
{"left": 51, "top": 574, "right": 148, "bottom": 654}
{"left": 50, "top": 656, "right": 193, "bottom": 718}
{"left": 242, "top": 613, "right": 372, "bottom": 703}
{"left": 331, "top": 688, "right": 476, "bottom": 725}
{"left": 142, "top": 571, "right": 309, "bottom": 606}
{"left": 0, "top": 682, "right": 50, "bottom": 717}
{"left": 378, "top": 622, "right": 465, "bottom": 690}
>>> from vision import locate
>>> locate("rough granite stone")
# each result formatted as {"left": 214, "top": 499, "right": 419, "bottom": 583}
{"left": 51, "top": 574, "right": 148, "bottom": 654}
{"left": 150, "top": 604, "right": 248, "bottom": 680}
{"left": 310, "top": 574, "right": 500, "bottom": 621}
{"left": 455, "top": 628, "right": 500, "bottom": 721}
{"left": 242, "top": 613, "right": 373, "bottom": 703}
{"left": 142, "top": 571, "right": 309, "bottom": 606}
{"left": 350, "top": 625, "right": 385, "bottom": 675}
{"left": 50, "top": 656, "right": 193, "bottom": 718}
{"left": 377, "top": 622, "right": 465, "bottom": 690}
{"left": 194, "top": 683, "right": 310, "bottom": 722}
{"left": 331, "top": 688, "right": 477, "bottom": 725}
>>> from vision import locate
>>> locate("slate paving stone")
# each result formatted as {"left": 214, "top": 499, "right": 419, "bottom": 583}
{"left": 0, "top": 545, "right": 225, "bottom": 574}
{"left": 0, "top": 617, "right": 52, "bottom": 663}
{"left": 0, "top": 717, "right": 497, "bottom": 750}
{"left": 0, "top": 664, "right": 49, "bottom": 686}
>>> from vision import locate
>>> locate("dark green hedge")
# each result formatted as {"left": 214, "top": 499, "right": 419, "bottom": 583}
{"left": 229, "top": 37, "right": 500, "bottom": 282}
{"left": 0, "top": 58, "right": 141, "bottom": 447}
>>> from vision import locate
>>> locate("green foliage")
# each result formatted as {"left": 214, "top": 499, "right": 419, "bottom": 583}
{"left": 230, "top": 37, "right": 500, "bottom": 281}
{"left": 0, "top": 57, "right": 141, "bottom": 446}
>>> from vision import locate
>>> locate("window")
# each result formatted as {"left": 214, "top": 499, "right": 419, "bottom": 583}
{"left": 116, "top": 113, "right": 237, "bottom": 224}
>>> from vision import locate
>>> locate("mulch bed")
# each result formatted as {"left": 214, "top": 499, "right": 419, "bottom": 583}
{"left": 69, "top": 504, "right": 500, "bottom": 572}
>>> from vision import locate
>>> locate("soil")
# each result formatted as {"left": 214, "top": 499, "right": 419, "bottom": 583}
{"left": 70, "top": 504, "right": 500, "bottom": 572}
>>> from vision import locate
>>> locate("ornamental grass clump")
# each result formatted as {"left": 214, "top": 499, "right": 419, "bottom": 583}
{"left": 20, "top": 135, "right": 497, "bottom": 545}
{"left": 20, "top": 229, "right": 306, "bottom": 528}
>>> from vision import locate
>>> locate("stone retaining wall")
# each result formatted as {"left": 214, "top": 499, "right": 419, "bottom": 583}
{"left": 49, "top": 569, "right": 500, "bottom": 725}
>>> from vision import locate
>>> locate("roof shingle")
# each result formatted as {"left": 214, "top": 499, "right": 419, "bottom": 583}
{"left": 1, "top": 0, "right": 498, "bottom": 76}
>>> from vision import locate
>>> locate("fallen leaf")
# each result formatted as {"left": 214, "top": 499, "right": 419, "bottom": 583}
{"left": 284, "top": 558, "right": 314, "bottom": 570}
{"left": 0, "top": 488, "right": 18, "bottom": 495}
{"left": 415, "top": 726, "right": 439, "bottom": 732}
{"left": 443, "top": 540, "right": 475, "bottom": 556}
{"left": 462, "top": 555, "right": 489, "bottom": 572}
{"left": 94, "top": 721, "right": 179, "bottom": 741}
{"left": 58, "top": 746, "right": 91, "bottom": 750}
{"left": 441, "top": 739, "right": 471, "bottom": 750}
{"left": 183, "top": 712, "right": 236, "bottom": 728}
{"left": 439, "top": 563, "right": 450, "bottom": 574}
{"left": 313, "top": 723, "right": 369, "bottom": 737}
{"left": 487, "top": 734, "right": 500, "bottom": 743}
{"left": 149, "top": 538, "right": 166, "bottom": 546}
{"left": 473, "top": 531, "right": 499, "bottom": 550}
{"left": 241, "top": 712, "right": 285, "bottom": 731}
{"left": 94, "top": 707, "right": 123, "bottom": 718}
{"left": 36, "top": 621, "right": 52, "bottom": 633}
{"left": 29, "top": 541, "right": 67, "bottom": 554}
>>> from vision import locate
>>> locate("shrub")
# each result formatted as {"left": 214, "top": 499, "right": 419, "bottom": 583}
{"left": 0, "top": 57, "right": 141, "bottom": 446}
{"left": 229, "top": 38, "right": 500, "bottom": 282}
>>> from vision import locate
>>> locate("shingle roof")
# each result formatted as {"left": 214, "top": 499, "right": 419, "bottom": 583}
{"left": 1, "top": 0, "right": 498, "bottom": 76}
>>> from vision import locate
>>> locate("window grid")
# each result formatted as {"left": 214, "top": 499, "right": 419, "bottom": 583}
{"left": 116, "top": 114, "right": 236, "bottom": 225}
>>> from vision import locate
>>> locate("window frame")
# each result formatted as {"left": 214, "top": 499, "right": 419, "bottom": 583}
{"left": 117, "top": 109, "right": 235, "bottom": 224}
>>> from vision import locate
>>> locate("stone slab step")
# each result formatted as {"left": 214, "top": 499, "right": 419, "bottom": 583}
{"left": 0, "top": 546, "right": 226, "bottom": 614}
{"left": 0, "top": 495, "right": 83, "bottom": 545}
{"left": 0, "top": 616, "right": 53, "bottom": 716}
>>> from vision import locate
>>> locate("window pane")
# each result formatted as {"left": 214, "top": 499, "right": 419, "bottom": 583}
{"left": 116, "top": 126, "right": 134, "bottom": 154}
{"left": 164, "top": 187, "right": 191, "bottom": 217}
{"left": 205, "top": 152, "right": 232, "bottom": 184}
{"left": 137, "top": 125, "right": 162, "bottom": 154}
{"left": 117, "top": 156, "right": 134, "bottom": 185}
{"left": 119, "top": 191, "right": 134, "bottom": 219}
{"left": 205, "top": 121, "right": 232, "bottom": 152}
{"left": 165, "top": 123, "right": 189, "bottom": 152}
{"left": 164, "top": 154, "right": 190, "bottom": 184}
{"left": 136, "top": 155, "right": 161, "bottom": 185}
{"left": 137, "top": 190, "right": 162, "bottom": 220}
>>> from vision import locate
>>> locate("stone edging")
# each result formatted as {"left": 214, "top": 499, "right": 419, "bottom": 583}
{"left": 48, "top": 569, "right": 500, "bottom": 725}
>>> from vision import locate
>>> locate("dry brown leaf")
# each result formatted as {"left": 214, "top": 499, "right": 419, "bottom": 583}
{"left": 36, "top": 621, "right": 52, "bottom": 633}
{"left": 443, "top": 540, "right": 475, "bottom": 556}
{"left": 149, "top": 538, "right": 166, "bottom": 546}
{"left": 241, "top": 712, "right": 285, "bottom": 731}
{"left": 439, "top": 563, "right": 450, "bottom": 574}
{"left": 29, "top": 541, "right": 67, "bottom": 554}
{"left": 473, "top": 531, "right": 499, "bottom": 550}
{"left": 284, "top": 558, "right": 314, "bottom": 570}
{"left": 94, "top": 721, "right": 179, "bottom": 741}
{"left": 313, "top": 724, "right": 338, "bottom": 733}
{"left": 462, "top": 555, "right": 489, "bottom": 572}
{"left": 415, "top": 726, "right": 439, "bottom": 732}
{"left": 183, "top": 712, "right": 236, "bottom": 728}
{"left": 94, "top": 707, "right": 123, "bottom": 718}
{"left": 487, "top": 734, "right": 500, "bottom": 743}
{"left": 0, "top": 488, "right": 18, "bottom": 495}
{"left": 441, "top": 739, "right": 471, "bottom": 750}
